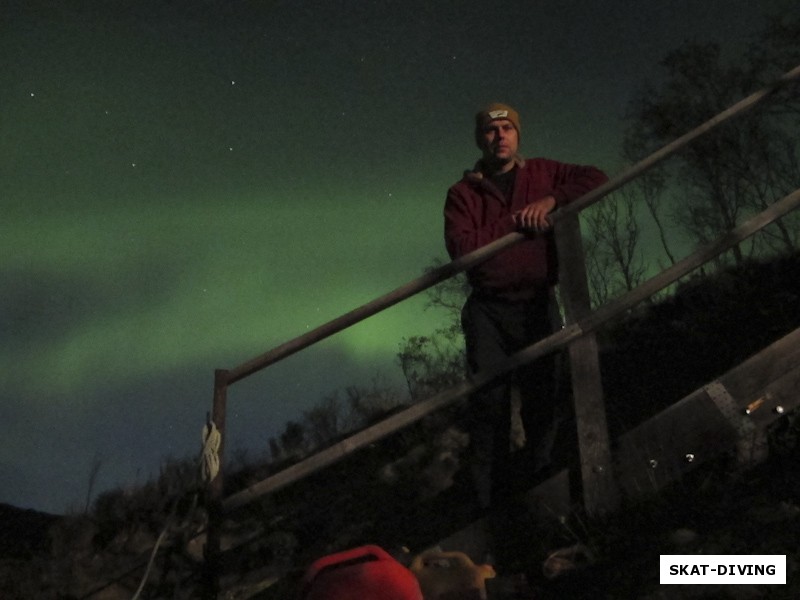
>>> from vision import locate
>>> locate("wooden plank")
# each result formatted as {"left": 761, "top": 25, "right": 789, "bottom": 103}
{"left": 717, "top": 327, "right": 800, "bottom": 415}
{"left": 738, "top": 359, "right": 800, "bottom": 429}
{"left": 437, "top": 327, "right": 800, "bottom": 558}
{"left": 556, "top": 213, "right": 618, "bottom": 516}
{"left": 615, "top": 328, "right": 800, "bottom": 499}
{"left": 568, "top": 335, "right": 619, "bottom": 515}
{"left": 615, "top": 388, "right": 737, "bottom": 498}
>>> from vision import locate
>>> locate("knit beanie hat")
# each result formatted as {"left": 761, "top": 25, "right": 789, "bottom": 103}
{"left": 474, "top": 102, "right": 521, "bottom": 146}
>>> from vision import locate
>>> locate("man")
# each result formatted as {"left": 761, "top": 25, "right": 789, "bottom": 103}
{"left": 444, "top": 103, "right": 608, "bottom": 565}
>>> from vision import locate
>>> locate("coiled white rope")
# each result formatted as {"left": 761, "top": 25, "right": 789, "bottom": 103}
{"left": 202, "top": 420, "right": 221, "bottom": 483}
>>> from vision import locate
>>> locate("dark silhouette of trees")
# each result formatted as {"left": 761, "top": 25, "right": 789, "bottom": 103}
{"left": 397, "top": 259, "right": 468, "bottom": 400}
{"left": 622, "top": 17, "right": 800, "bottom": 271}
{"left": 266, "top": 376, "right": 409, "bottom": 465}
{"left": 583, "top": 187, "right": 646, "bottom": 307}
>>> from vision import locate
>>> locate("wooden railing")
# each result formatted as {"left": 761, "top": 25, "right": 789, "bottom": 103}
{"left": 202, "top": 64, "right": 800, "bottom": 598}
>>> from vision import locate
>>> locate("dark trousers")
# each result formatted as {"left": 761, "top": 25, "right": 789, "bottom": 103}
{"left": 461, "top": 291, "right": 562, "bottom": 512}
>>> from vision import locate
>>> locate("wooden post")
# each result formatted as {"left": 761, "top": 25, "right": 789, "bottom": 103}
{"left": 203, "top": 369, "right": 229, "bottom": 600}
{"left": 555, "top": 213, "right": 619, "bottom": 516}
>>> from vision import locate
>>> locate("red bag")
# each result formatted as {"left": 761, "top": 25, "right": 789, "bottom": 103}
{"left": 300, "top": 545, "right": 423, "bottom": 600}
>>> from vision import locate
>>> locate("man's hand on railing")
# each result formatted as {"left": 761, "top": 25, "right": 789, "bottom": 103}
{"left": 513, "top": 195, "right": 557, "bottom": 232}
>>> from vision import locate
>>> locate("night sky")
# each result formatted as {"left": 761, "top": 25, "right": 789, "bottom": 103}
{"left": 2, "top": 0, "right": 794, "bottom": 514}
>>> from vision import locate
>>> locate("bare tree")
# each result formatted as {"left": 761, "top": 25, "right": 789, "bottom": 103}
{"left": 626, "top": 43, "right": 754, "bottom": 265}
{"left": 397, "top": 259, "right": 467, "bottom": 400}
{"left": 398, "top": 325, "right": 465, "bottom": 401}
{"left": 583, "top": 230, "right": 616, "bottom": 308}
{"left": 278, "top": 420, "right": 307, "bottom": 459}
{"left": 420, "top": 257, "right": 471, "bottom": 318}
{"left": 748, "top": 14, "right": 800, "bottom": 112}
{"left": 343, "top": 379, "right": 404, "bottom": 425}
{"left": 582, "top": 187, "right": 645, "bottom": 307}
{"left": 303, "top": 394, "right": 344, "bottom": 449}
{"left": 622, "top": 130, "right": 678, "bottom": 267}
{"left": 624, "top": 25, "right": 800, "bottom": 268}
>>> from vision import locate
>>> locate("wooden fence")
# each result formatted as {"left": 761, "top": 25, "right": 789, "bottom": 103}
{"left": 201, "top": 64, "right": 800, "bottom": 598}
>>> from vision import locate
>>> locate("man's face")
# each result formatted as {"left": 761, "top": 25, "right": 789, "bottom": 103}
{"left": 478, "top": 119, "right": 519, "bottom": 164}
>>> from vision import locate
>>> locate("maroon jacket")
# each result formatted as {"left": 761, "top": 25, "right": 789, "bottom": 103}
{"left": 444, "top": 157, "right": 608, "bottom": 300}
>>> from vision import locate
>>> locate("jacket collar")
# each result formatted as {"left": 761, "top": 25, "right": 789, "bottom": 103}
{"left": 463, "top": 154, "right": 525, "bottom": 183}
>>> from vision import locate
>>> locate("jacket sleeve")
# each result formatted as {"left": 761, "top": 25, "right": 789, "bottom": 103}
{"left": 545, "top": 159, "right": 609, "bottom": 207}
{"left": 444, "top": 185, "right": 517, "bottom": 260}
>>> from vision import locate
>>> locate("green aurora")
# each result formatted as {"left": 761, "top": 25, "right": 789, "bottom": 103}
{"left": 2, "top": 0, "right": 792, "bottom": 512}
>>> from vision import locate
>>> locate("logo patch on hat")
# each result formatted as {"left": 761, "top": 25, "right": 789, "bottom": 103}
{"left": 488, "top": 110, "right": 508, "bottom": 119}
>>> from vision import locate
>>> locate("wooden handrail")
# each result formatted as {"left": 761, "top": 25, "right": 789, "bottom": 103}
{"left": 224, "top": 63, "right": 800, "bottom": 386}
{"left": 222, "top": 187, "right": 800, "bottom": 511}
